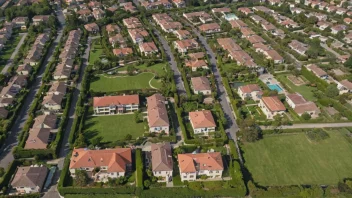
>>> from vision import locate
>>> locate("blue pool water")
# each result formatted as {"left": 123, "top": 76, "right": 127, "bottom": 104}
{"left": 267, "top": 84, "right": 283, "bottom": 92}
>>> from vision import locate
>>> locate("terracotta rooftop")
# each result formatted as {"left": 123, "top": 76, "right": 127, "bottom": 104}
{"left": 189, "top": 110, "right": 216, "bottom": 129}
{"left": 339, "top": 80, "right": 352, "bottom": 90}
{"left": 261, "top": 96, "right": 286, "bottom": 112}
{"left": 178, "top": 152, "right": 223, "bottom": 173}
{"left": 307, "top": 64, "right": 327, "bottom": 77}
{"left": 93, "top": 95, "right": 139, "bottom": 107}
{"left": 151, "top": 142, "right": 173, "bottom": 172}
{"left": 147, "top": 94, "right": 169, "bottom": 128}
{"left": 185, "top": 59, "right": 207, "bottom": 68}
{"left": 70, "top": 148, "right": 132, "bottom": 172}
{"left": 239, "top": 84, "right": 261, "bottom": 93}
{"left": 198, "top": 23, "right": 220, "bottom": 32}
{"left": 191, "top": 76, "right": 211, "bottom": 91}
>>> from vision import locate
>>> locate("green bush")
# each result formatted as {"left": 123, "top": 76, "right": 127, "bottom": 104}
{"left": 301, "top": 66, "right": 328, "bottom": 91}
{"left": 306, "top": 129, "right": 329, "bottom": 142}
{"left": 135, "top": 149, "right": 144, "bottom": 188}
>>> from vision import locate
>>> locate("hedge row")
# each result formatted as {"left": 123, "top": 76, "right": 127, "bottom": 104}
{"left": 318, "top": 97, "right": 352, "bottom": 120}
{"left": 135, "top": 149, "right": 144, "bottom": 188}
{"left": 58, "top": 186, "right": 136, "bottom": 195}
{"left": 301, "top": 66, "right": 329, "bottom": 91}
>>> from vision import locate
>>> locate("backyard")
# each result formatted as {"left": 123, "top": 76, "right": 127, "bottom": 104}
{"left": 117, "top": 63, "right": 167, "bottom": 76}
{"left": 83, "top": 114, "right": 146, "bottom": 143}
{"left": 89, "top": 41, "right": 104, "bottom": 65}
{"left": 0, "top": 34, "right": 22, "bottom": 68}
{"left": 90, "top": 73, "right": 161, "bottom": 92}
{"left": 276, "top": 74, "right": 317, "bottom": 101}
{"left": 242, "top": 129, "right": 352, "bottom": 186}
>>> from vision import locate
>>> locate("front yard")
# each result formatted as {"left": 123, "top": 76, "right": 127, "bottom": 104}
{"left": 242, "top": 129, "right": 352, "bottom": 186}
{"left": 83, "top": 114, "right": 146, "bottom": 143}
{"left": 90, "top": 73, "right": 161, "bottom": 92}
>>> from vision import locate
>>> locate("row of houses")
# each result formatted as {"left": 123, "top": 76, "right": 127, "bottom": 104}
{"left": 25, "top": 33, "right": 50, "bottom": 66}
{"left": 301, "top": 0, "right": 349, "bottom": 15}
{"left": 122, "top": 17, "right": 159, "bottom": 56}
{"left": 0, "top": 22, "right": 12, "bottom": 51}
{"left": 238, "top": 84, "right": 320, "bottom": 119}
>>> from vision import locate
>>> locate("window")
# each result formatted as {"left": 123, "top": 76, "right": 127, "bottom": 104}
{"left": 209, "top": 171, "right": 213, "bottom": 173}
{"left": 216, "top": 171, "right": 219, "bottom": 173}
{"left": 159, "top": 171, "right": 161, "bottom": 174}
{"left": 183, "top": 176, "right": 187, "bottom": 178}
{"left": 190, "top": 175, "right": 194, "bottom": 178}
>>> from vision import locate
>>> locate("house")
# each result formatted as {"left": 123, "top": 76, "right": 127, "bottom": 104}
{"left": 147, "top": 94, "right": 169, "bottom": 134}
{"left": 183, "top": 12, "right": 212, "bottom": 24}
{"left": 11, "top": 75, "right": 27, "bottom": 88}
{"left": 128, "top": 28, "right": 149, "bottom": 43}
{"left": 12, "top": 17, "right": 28, "bottom": 29}
{"left": 141, "top": 0, "right": 172, "bottom": 10}
{"left": 253, "top": 6, "right": 273, "bottom": 14}
{"left": 290, "top": 7, "right": 305, "bottom": 14}
{"left": 268, "top": 0, "right": 282, "bottom": 5}
{"left": 306, "top": 64, "right": 328, "bottom": 79}
{"left": 212, "top": 7, "right": 231, "bottom": 14}
{"left": 113, "top": 48, "right": 133, "bottom": 57}
{"left": 92, "top": 8, "right": 105, "bottom": 20}
{"left": 0, "top": 98, "right": 14, "bottom": 107}
{"left": 69, "top": 148, "right": 132, "bottom": 183}
{"left": 261, "top": 22, "right": 276, "bottom": 31}
{"left": 16, "top": 63, "right": 32, "bottom": 75}
{"left": 217, "top": 38, "right": 242, "bottom": 52}
{"left": 10, "top": 166, "right": 48, "bottom": 195}
{"left": 240, "top": 27, "right": 255, "bottom": 37}
{"left": 150, "top": 143, "right": 173, "bottom": 183}
{"left": 33, "top": 114, "right": 57, "bottom": 129}
{"left": 229, "top": 19, "right": 248, "bottom": 29}
{"left": 188, "top": 52, "right": 205, "bottom": 60}
{"left": 174, "top": 39, "right": 199, "bottom": 53}
{"left": 344, "top": 18, "right": 352, "bottom": 25}
{"left": 109, "top": 34, "right": 126, "bottom": 48}
{"left": 288, "top": 40, "right": 308, "bottom": 55}
{"left": 228, "top": 50, "right": 257, "bottom": 67}
{"left": 253, "top": 43, "right": 284, "bottom": 64}
{"left": 336, "top": 8, "right": 347, "bottom": 15}
{"left": 172, "top": 0, "right": 184, "bottom": 8}
{"left": 286, "top": 93, "right": 320, "bottom": 118}
{"left": 344, "top": 32, "right": 352, "bottom": 44}
{"left": 337, "top": 80, "right": 352, "bottom": 95}
{"left": 331, "top": 25, "right": 347, "bottom": 34}
{"left": 173, "top": 30, "right": 191, "bottom": 40}
{"left": 84, "top": 23, "right": 99, "bottom": 34}
{"left": 178, "top": 152, "right": 223, "bottom": 182}
{"left": 153, "top": 13, "right": 182, "bottom": 33}
{"left": 237, "top": 84, "right": 262, "bottom": 101}
{"left": 191, "top": 76, "right": 211, "bottom": 95}
{"left": 77, "top": 9, "right": 92, "bottom": 22}
{"left": 189, "top": 110, "right": 216, "bottom": 135}
{"left": 250, "top": 15, "right": 266, "bottom": 24}
{"left": 316, "top": 21, "right": 332, "bottom": 30}
{"left": 0, "top": 107, "right": 8, "bottom": 119}
{"left": 53, "top": 63, "right": 71, "bottom": 80}
{"left": 25, "top": 128, "right": 53, "bottom": 149}
{"left": 42, "top": 93, "right": 64, "bottom": 111}
{"left": 326, "top": 5, "right": 337, "bottom": 12}
{"left": 0, "top": 84, "right": 20, "bottom": 98}
{"left": 185, "top": 59, "right": 208, "bottom": 71}
{"left": 246, "top": 35, "right": 265, "bottom": 44}
{"left": 88, "top": 1, "right": 101, "bottom": 8}
{"left": 123, "top": 2, "right": 137, "bottom": 13}
{"left": 139, "top": 42, "right": 158, "bottom": 56}
{"left": 48, "top": 81, "right": 67, "bottom": 95}
{"left": 123, "top": 17, "right": 142, "bottom": 29}
{"left": 198, "top": 23, "right": 221, "bottom": 34}
{"left": 32, "top": 15, "right": 50, "bottom": 25}
{"left": 93, "top": 95, "right": 139, "bottom": 115}
{"left": 259, "top": 96, "right": 286, "bottom": 119}
{"left": 238, "top": 7, "right": 253, "bottom": 16}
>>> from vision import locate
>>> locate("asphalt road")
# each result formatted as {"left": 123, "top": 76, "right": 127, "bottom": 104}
{"left": 0, "top": 8, "right": 65, "bottom": 169}
{"left": 42, "top": 37, "right": 94, "bottom": 198}
{"left": 154, "top": 30, "right": 187, "bottom": 96}
{"left": 1, "top": 33, "right": 28, "bottom": 74}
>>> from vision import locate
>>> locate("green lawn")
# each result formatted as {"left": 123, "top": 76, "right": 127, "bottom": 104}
{"left": 0, "top": 34, "right": 22, "bottom": 69}
{"left": 90, "top": 73, "right": 161, "bottom": 92}
{"left": 118, "top": 63, "right": 167, "bottom": 76}
{"left": 276, "top": 74, "right": 317, "bottom": 101}
{"left": 65, "top": 195, "right": 134, "bottom": 198}
{"left": 89, "top": 41, "right": 104, "bottom": 64}
{"left": 242, "top": 130, "right": 352, "bottom": 186}
{"left": 84, "top": 114, "right": 146, "bottom": 142}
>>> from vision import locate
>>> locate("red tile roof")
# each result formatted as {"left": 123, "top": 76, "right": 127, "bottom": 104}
{"left": 262, "top": 96, "right": 286, "bottom": 112}
{"left": 178, "top": 152, "right": 223, "bottom": 173}
{"left": 189, "top": 110, "right": 216, "bottom": 128}
{"left": 93, "top": 95, "right": 139, "bottom": 107}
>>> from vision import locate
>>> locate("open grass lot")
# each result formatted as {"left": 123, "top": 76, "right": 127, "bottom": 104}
{"left": 65, "top": 195, "right": 134, "bottom": 198}
{"left": 90, "top": 73, "right": 161, "bottom": 92}
{"left": 89, "top": 41, "right": 104, "bottom": 64}
{"left": 84, "top": 114, "right": 145, "bottom": 142}
{"left": 242, "top": 130, "right": 352, "bottom": 186}
{"left": 276, "top": 74, "right": 317, "bottom": 101}
{"left": 117, "top": 63, "right": 167, "bottom": 76}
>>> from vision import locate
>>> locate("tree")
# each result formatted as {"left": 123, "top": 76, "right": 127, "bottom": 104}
{"left": 326, "top": 84, "right": 339, "bottom": 98}
{"left": 134, "top": 111, "right": 142, "bottom": 123}
{"left": 144, "top": 180, "right": 151, "bottom": 188}
{"left": 239, "top": 119, "right": 262, "bottom": 142}
{"left": 293, "top": 69, "right": 301, "bottom": 77}
{"left": 74, "top": 133, "right": 87, "bottom": 148}
{"left": 74, "top": 170, "right": 89, "bottom": 187}
{"left": 0, "top": 167, "right": 4, "bottom": 177}
{"left": 344, "top": 56, "right": 352, "bottom": 68}
{"left": 301, "top": 112, "right": 311, "bottom": 120}
{"left": 90, "top": 136, "right": 103, "bottom": 146}
{"left": 125, "top": 134, "right": 132, "bottom": 141}
{"left": 127, "top": 65, "right": 135, "bottom": 76}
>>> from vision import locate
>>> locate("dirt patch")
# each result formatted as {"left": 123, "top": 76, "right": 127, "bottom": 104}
{"left": 325, "top": 107, "right": 338, "bottom": 116}
{"left": 287, "top": 75, "right": 306, "bottom": 86}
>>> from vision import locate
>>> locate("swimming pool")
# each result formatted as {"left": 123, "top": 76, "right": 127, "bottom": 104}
{"left": 267, "top": 84, "right": 283, "bottom": 92}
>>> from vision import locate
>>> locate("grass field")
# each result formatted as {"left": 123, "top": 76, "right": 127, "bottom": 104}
{"left": 89, "top": 41, "right": 104, "bottom": 64}
{"left": 117, "top": 63, "right": 167, "bottom": 76}
{"left": 90, "top": 73, "right": 161, "bottom": 92}
{"left": 276, "top": 74, "right": 317, "bottom": 101}
{"left": 242, "top": 130, "right": 352, "bottom": 186}
{"left": 65, "top": 195, "right": 134, "bottom": 198}
{"left": 84, "top": 114, "right": 145, "bottom": 142}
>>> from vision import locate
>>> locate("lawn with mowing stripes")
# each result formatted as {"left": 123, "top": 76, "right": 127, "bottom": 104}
{"left": 90, "top": 73, "right": 160, "bottom": 92}
{"left": 276, "top": 74, "right": 317, "bottom": 101}
{"left": 242, "top": 130, "right": 352, "bottom": 186}
{"left": 84, "top": 114, "right": 146, "bottom": 142}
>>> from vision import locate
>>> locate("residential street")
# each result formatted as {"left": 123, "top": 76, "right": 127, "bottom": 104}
{"left": 154, "top": 30, "right": 187, "bottom": 96}
{"left": 42, "top": 37, "right": 94, "bottom": 198}
{"left": 1, "top": 32, "right": 28, "bottom": 74}
{"left": 261, "top": 122, "right": 352, "bottom": 130}
{"left": 0, "top": 8, "right": 65, "bottom": 169}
